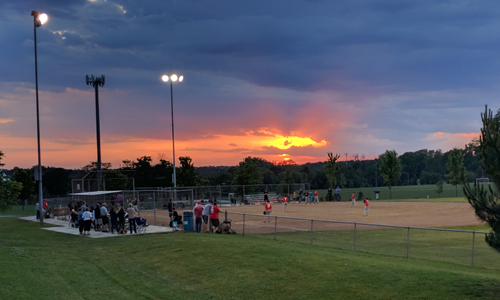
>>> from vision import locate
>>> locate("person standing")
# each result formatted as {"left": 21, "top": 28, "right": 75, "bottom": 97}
{"left": 110, "top": 205, "right": 119, "bottom": 234}
{"left": 363, "top": 198, "right": 370, "bottom": 217}
{"left": 299, "top": 189, "right": 303, "bottom": 203}
{"left": 293, "top": 191, "right": 297, "bottom": 202}
{"left": 314, "top": 190, "right": 319, "bottom": 204}
{"left": 210, "top": 202, "right": 221, "bottom": 233}
{"left": 126, "top": 203, "right": 137, "bottom": 234}
{"left": 335, "top": 186, "right": 341, "bottom": 201}
{"left": 283, "top": 195, "right": 289, "bottom": 212}
{"left": 117, "top": 206, "right": 126, "bottom": 234}
{"left": 100, "top": 203, "right": 109, "bottom": 232}
{"left": 193, "top": 201, "right": 204, "bottom": 233}
{"left": 304, "top": 190, "right": 309, "bottom": 204}
{"left": 202, "top": 200, "right": 213, "bottom": 233}
{"left": 309, "top": 192, "right": 313, "bottom": 204}
{"left": 327, "top": 188, "right": 333, "bottom": 202}
{"left": 35, "top": 202, "right": 40, "bottom": 220}
{"left": 264, "top": 200, "right": 272, "bottom": 223}
{"left": 351, "top": 193, "right": 357, "bottom": 207}
{"left": 82, "top": 208, "right": 93, "bottom": 236}
{"left": 264, "top": 191, "right": 269, "bottom": 203}
{"left": 78, "top": 207, "right": 84, "bottom": 235}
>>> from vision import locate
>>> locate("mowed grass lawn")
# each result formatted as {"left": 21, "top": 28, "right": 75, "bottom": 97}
{"left": 1, "top": 218, "right": 500, "bottom": 300}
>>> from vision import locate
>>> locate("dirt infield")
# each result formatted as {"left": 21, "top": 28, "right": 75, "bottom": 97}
{"left": 222, "top": 201, "right": 483, "bottom": 228}
{"left": 137, "top": 201, "right": 484, "bottom": 233}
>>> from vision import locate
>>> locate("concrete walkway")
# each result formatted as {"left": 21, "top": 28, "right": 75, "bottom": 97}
{"left": 20, "top": 216, "right": 175, "bottom": 238}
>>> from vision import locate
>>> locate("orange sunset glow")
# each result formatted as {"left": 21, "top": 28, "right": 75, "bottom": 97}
{"left": 0, "top": 128, "right": 329, "bottom": 169}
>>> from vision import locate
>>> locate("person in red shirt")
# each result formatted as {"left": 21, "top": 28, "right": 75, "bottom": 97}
{"left": 351, "top": 192, "right": 357, "bottom": 208}
{"left": 210, "top": 202, "right": 221, "bottom": 233}
{"left": 193, "top": 201, "right": 204, "bottom": 233}
{"left": 283, "top": 195, "right": 289, "bottom": 212}
{"left": 314, "top": 190, "right": 319, "bottom": 204}
{"left": 264, "top": 200, "right": 272, "bottom": 222}
{"left": 43, "top": 199, "right": 48, "bottom": 210}
{"left": 363, "top": 198, "right": 369, "bottom": 217}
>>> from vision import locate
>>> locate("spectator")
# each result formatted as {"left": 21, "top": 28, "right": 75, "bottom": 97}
{"left": 110, "top": 205, "right": 119, "bottom": 234}
{"left": 193, "top": 201, "right": 204, "bottom": 233}
{"left": 126, "top": 203, "right": 137, "bottom": 234}
{"left": 94, "top": 204, "right": 102, "bottom": 231}
{"left": 43, "top": 199, "right": 48, "bottom": 211}
{"left": 210, "top": 202, "right": 221, "bottom": 233}
{"left": 117, "top": 206, "right": 126, "bottom": 234}
{"left": 100, "top": 203, "right": 109, "bottom": 232}
{"left": 35, "top": 202, "right": 40, "bottom": 220}
{"left": 202, "top": 200, "right": 213, "bottom": 233}
{"left": 78, "top": 207, "right": 84, "bottom": 235}
{"left": 81, "top": 201, "right": 87, "bottom": 211}
{"left": 82, "top": 208, "right": 93, "bottom": 236}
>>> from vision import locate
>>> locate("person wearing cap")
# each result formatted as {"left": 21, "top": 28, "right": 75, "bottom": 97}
{"left": 193, "top": 201, "right": 204, "bottom": 233}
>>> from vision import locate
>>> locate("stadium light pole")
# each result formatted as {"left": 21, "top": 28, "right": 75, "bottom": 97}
{"left": 86, "top": 75, "right": 105, "bottom": 191}
{"left": 31, "top": 11, "right": 48, "bottom": 225}
{"left": 161, "top": 74, "right": 184, "bottom": 194}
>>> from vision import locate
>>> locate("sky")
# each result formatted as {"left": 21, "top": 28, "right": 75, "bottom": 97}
{"left": 1, "top": 0, "right": 498, "bottom": 169}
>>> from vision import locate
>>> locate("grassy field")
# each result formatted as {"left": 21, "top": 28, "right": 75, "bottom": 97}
{"left": 0, "top": 205, "right": 35, "bottom": 217}
{"left": 1, "top": 217, "right": 500, "bottom": 299}
{"left": 315, "top": 184, "right": 477, "bottom": 202}
{"left": 244, "top": 223, "right": 500, "bottom": 270}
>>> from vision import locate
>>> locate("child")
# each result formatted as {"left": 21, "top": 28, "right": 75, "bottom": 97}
{"left": 264, "top": 200, "right": 272, "bottom": 222}
{"left": 314, "top": 190, "right": 319, "bottom": 204}
{"left": 283, "top": 195, "right": 289, "bottom": 212}
{"left": 351, "top": 192, "right": 357, "bottom": 207}
{"left": 363, "top": 198, "right": 369, "bottom": 216}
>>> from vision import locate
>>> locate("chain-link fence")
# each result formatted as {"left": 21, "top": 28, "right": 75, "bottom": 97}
{"left": 225, "top": 212, "right": 500, "bottom": 269}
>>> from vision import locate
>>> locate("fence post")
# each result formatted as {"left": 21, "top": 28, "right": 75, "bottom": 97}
{"left": 153, "top": 191, "right": 156, "bottom": 226}
{"left": 310, "top": 219, "right": 314, "bottom": 245}
{"left": 353, "top": 223, "right": 357, "bottom": 251}
{"left": 274, "top": 216, "right": 277, "bottom": 240}
{"left": 225, "top": 210, "right": 227, "bottom": 222}
{"left": 472, "top": 231, "right": 475, "bottom": 267}
{"left": 243, "top": 214, "right": 245, "bottom": 236}
{"left": 406, "top": 227, "right": 410, "bottom": 258}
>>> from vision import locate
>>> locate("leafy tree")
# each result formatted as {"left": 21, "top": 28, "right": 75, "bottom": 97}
{"left": 379, "top": 150, "right": 402, "bottom": 199}
{"left": 464, "top": 106, "right": 500, "bottom": 253}
{"left": 43, "top": 167, "right": 70, "bottom": 196}
{"left": 177, "top": 156, "right": 197, "bottom": 186}
{"left": 0, "top": 151, "right": 22, "bottom": 212}
{"left": 339, "top": 173, "right": 347, "bottom": 187}
{"left": 435, "top": 180, "right": 443, "bottom": 196}
{"left": 14, "top": 168, "right": 35, "bottom": 202}
{"left": 324, "top": 153, "right": 340, "bottom": 188}
{"left": 232, "top": 157, "right": 263, "bottom": 195}
{"left": 445, "top": 148, "right": 467, "bottom": 197}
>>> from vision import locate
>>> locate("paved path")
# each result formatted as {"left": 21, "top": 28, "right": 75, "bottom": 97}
{"left": 20, "top": 216, "right": 175, "bottom": 238}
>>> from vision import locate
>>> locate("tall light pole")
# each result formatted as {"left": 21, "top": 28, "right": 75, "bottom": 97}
{"left": 86, "top": 75, "right": 105, "bottom": 191}
{"left": 161, "top": 74, "right": 184, "bottom": 194}
{"left": 31, "top": 11, "right": 48, "bottom": 225}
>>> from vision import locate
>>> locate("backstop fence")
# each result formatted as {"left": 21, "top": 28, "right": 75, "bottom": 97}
{"left": 225, "top": 212, "right": 500, "bottom": 270}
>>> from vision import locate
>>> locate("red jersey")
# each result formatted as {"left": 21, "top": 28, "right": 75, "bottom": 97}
{"left": 365, "top": 200, "right": 370, "bottom": 206}
{"left": 352, "top": 194, "right": 356, "bottom": 200}
{"left": 43, "top": 201, "right": 48, "bottom": 210}
{"left": 193, "top": 205, "right": 203, "bottom": 218}
{"left": 265, "top": 203, "right": 272, "bottom": 210}
{"left": 283, "top": 197, "right": 288, "bottom": 203}
{"left": 210, "top": 205, "right": 220, "bottom": 219}
{"left": 314, "top": 191, "right": 318, "bottom": 196}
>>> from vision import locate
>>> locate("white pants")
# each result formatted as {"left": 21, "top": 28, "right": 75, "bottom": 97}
{"left": 363, "top": 206, "right": 369, "bottom": 216}
{"left": 314, "top": 196, "right": 319, "bottom": 204}
{"left": 283, "top": 203, "right": 288, "bottom": 212}
{"left": 351, "top": 199, "right": 357, "bottom": 207}
{"left": 264, "top": 210, "right": 272, "bottom": 222}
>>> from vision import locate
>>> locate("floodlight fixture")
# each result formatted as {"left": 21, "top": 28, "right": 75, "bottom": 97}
{"left": 31, "top": 11, "right": 48, "bottom": 27}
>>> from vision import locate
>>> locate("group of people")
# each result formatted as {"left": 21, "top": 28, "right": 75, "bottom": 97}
{"left": 192, "top": 199, "right": 221, "bottom": 233}
{"left": 69, "top": 199, "right": 147, "bottom": 236}
{"left": 35, "top": 199, "right": 49, "bottom": 219}
{"left": 289, "top": 189, "right": 320, "bottom": 204}
{"left": 350, "top": 192, "right": 370, "bottom": 216}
